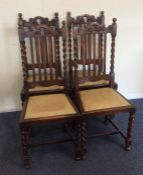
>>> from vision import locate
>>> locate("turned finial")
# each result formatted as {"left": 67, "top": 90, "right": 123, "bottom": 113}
{"left": 62, "top": 20, "right": 65, "bottom": 25}
{"left": 99, "top": 11, "right": 105, "bottom": 26}
{"left": 54, "top": 12, "right": 59, "bottom": 18}
{"left": 112, "top": 18, "right": 117, "bottom": 37}
{"left": 67, "top": 11, "right": 71, "bottom": 17}
{"left": 18, "top": 13, "right": 23, "bottom": 27}
{"left": 112, "top": 18, "right": 117, "bottom": 23}
{"left": 18, "top": 13, "right": 22, "bottom": 19}
{"left": 54, "top": 12, "right": 59, "bottom": 28}
{"left": 100, "top": 11, "right": 104, "bottom": 16}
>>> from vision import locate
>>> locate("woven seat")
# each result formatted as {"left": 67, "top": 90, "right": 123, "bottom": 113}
{"left": 29, "top": 85, "right": 64, "bottom": 92}
{"left": 80, "top": 88, "right": 130, "bottom": 112}
{"left": 27, "top": 75, "right": 64, "bottom": 92}
{"left": 79, "top": 80, "right": 109, "bottom": 87}
{"left": 77, "top": 70, "right": 109, "bottom": 87}
{"left": 25, "top": 94, "right": 77, "bottom": 120}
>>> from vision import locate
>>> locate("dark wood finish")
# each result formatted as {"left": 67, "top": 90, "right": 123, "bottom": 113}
{"left": 20, "top": 125, "right": 31, "bottom": 169}
{"left": 71, "top": 17, "right": 115, "bottom": 88}
{"left": 67, "top": 11, "right": 118, "bottom": 92}
{"left": 18, "top": 12, "right": 136, "bottom": 166}
{"left": 75, "top": 120, "right": 87, "bottom": 160}
{"left": 71, "top": 17, "right": 136, "bottom": 159}
{"left": 18, "top": 14, "right": 80, "bottom": 168}
{"left": 67, "top": 11, "right": 106, "bottom": 90}
{"left": 125, "top": 111, "right": 135, "bottom": 150}
{"left": 18, "top": 13, "right": 61, "bottom": 103}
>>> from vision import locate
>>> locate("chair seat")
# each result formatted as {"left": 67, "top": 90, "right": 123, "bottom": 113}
{"left": 77, "top": 70, "right": 109, "bottom": 87}
{"left": 80, "top": 88, "right": 131, "bottom": 112}
{"left": 27, "top": 75, "right": 64, "bottom": 92}
{"left": 29, "top": 85, "right": 64, "bottom": 92}
{"left": 24, "top": 94, "right": 77, "bottom": 120}
{"left": 79, "top": 80, "right": 109, "bottom": 87}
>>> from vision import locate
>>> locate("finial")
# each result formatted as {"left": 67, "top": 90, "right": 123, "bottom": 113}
{"left": 62, "top": 20, "right": 65, "bottom": 26}
{"left": 18, "top": 13, "right": 23, "bottom": 27}
{"left": 67, "top": 11, "right": 71, "bottom": 17}
{"left": 113, "top": 18, "right": 117, "bottom": 23}
{"left": 18, "top": 13, "right": 22, "bottom": 19}
{"left": 112, "top": 18, "right": 117, "bottom": 37}
{"left": 54, "top": 12, "right": 59, "bottom": 17}
{"left": 100, "top": 11, "right": 104, "bottom": 15}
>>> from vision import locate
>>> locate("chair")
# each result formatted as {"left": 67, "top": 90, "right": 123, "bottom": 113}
{"left": 18, "top": 14, "right": 80, "bottom": 168}
{"left": 71, "top": 17, "right": 136, "bottom": 159}
{"left": 18, "top": 13, "right": 62, "bottom": 103}
{"left": 67, "top": 11, "right": 118, "bottom": 92}
{"left": 67, "top": 11, "right": 118, "bottom": 124}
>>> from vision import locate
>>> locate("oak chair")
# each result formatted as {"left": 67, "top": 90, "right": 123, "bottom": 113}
{"left": 18, "top": 14, "right": 81, "bottom": 168}
{"left": 67, "top": 11, "right": 118, "bottom": 92}
{"left": 18, "top": 13, "right": 62, "bottom": 103}
{"left": 71, "top": 17, "right": 136, "bottom": 159}
{"left": 67, "top": 11, "right": 118, "bottom": 124}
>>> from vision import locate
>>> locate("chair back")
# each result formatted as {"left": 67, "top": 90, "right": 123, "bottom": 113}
{"left": 18, "top": 13, "right": 67, "bottom": 95}
{"left": 67, "top": 12, "right": 108, "bottom": 89}
{"left": 71, "top": 17, "right": 117, "bottom": 90}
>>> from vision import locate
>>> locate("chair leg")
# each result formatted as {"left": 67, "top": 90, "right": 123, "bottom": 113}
{"left": 20, "top": 125, "right": 31, "bottom": 169}
{"left": 75, "top": 120, "right": 87, "bottom": 160}
{"left": 20, "top": 91, "right": 26, "bottom": 106}
{"left": 125, "top": 111, "right": 135, "bottom": 151}
{"left": 104, "top": 83, "right": 118, "bottom": 124}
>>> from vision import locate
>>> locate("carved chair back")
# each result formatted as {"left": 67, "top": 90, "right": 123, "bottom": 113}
{"left": 71, "top": 18, "right": 117, "bottom": 90}
{"left": 67, "top": 12, "right": 107, "bottom": 89}
{"left": 18, "top": 13, "right": 67, "bottom": 96}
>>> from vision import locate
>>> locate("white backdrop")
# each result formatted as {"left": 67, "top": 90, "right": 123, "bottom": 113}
{"left": 0, "top": 0, "right": 143, "bottom": 112}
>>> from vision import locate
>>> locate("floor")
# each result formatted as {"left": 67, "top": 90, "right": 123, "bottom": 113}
{"left": 0, "top": 99, "right": 142, "bottom": 175}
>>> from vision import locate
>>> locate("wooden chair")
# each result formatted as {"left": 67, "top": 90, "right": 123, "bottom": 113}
{"left": 67, "top": 11, "right": 118, "bottom": 124}
{"left": 18, "top": 14, "right": 80, "bottom": 168}
{"left": 71, "top": 17, "right": 136, "bottom": 160}
{"left": 67, "top": 11, "right": 117, "bottom": 92}
{"left": 18, "top": 13, "right": 62, "bottom": 103}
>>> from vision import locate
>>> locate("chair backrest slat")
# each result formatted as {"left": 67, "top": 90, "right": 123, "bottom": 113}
{"left": 40, "top": 36, "right": 47, "bottom": 81}
{"left": 87, "top": 34, "right": 91, "bottom": 76}
{"left": 47, "top": 36, "right": 53, "bottom": 80}
{"left": 29, "top": 37, "right": 36, "bottom": 82}
{"left": 82, "top": 35, "right": 86, "bottom": 77}
{"left": 103, "top": 33, "right": 107, "bottom": 73}
{"left": 55, "top": 36, "right": 61, "bottom": 79}
{"left": 35, "top": 36, "right": 42, "bottom": 81}
{"left": 93, "top": 33, "right": 96, "bottom": 76}
{"left": 98, "top": 33, "right": 103, "bottom": 74}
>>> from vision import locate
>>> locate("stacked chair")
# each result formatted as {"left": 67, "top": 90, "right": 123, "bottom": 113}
{"left": 18, "top": 13, "right": 81, "bottom": 168}
{"left": 17, "top": 12, "right": 136, "bottom": 168}
{"left": 67, "top": 12, "right": 136, "bottom": 159}
{"left": 67, "top": 11, "right": 118, "bottom": 128}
